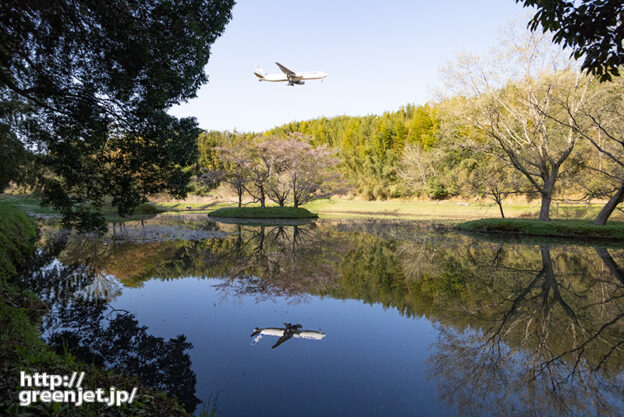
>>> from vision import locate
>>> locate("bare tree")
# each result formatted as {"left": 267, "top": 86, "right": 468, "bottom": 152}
{"left": 544, "top": 76, "right": 624, "bottom": 224}
{"left": 285, "top": 134, "right": 340, "bottom": 208}
{"left": 200, "top": 139, "right": 251, "bottom": 207}
{"left": 440, "top": 27, "right": 591, "bottom": 220}
{"left": 264, "top": 138, "right": 295, "bottom": 206}
{"left": 201, "top": 133, "right": 340, "bottom": 208}
{"left": 397, "top": 143, "right": 438, "bottom": 195}
{"left": 468, "top": 158, "right": 526, "bottom": 218}
{"left": 244, "top": 138, "right": 283, "bottom": 208}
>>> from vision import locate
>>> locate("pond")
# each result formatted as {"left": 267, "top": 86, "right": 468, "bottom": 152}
{"left": 24, "top": 216, "right": 624, "bottom": 417}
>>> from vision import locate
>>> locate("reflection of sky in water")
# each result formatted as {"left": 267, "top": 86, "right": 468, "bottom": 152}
{"left": 111, "top": 277, "right": 450, "bottom": 417}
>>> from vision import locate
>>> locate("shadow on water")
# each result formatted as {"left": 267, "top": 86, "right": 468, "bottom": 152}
{"left": 30, "top": 218, "right": 624, "bottom": 416}
{"left": 20, "top": 237, "right": 200, "bottom": 413}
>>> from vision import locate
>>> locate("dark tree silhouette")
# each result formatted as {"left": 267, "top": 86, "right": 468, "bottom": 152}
{"left": 0, "top": 0, "right": 234, "bottom": 231}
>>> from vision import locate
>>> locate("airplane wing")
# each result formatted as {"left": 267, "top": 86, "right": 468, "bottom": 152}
{"left": 275, "top": 62, "right": 295, "bottom": 76}
{"left": 271, "top": 334, "right": 293, "bottom": 349}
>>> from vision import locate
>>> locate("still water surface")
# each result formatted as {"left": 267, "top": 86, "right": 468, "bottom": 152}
{"left": 26, "top": 217, "right": 624, "bottom": 416}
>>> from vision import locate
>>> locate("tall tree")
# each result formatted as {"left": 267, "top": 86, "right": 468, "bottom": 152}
{"left": 245, "top": 138, "right": 279, "bottom": 208}
{"left": 200, "top": 139, "right": 251, "bottom": 208}
{"left": 286, "top": 134, "right": 340, "bottom": 208}
{"left": 546, "top": 76, "right": 624, "bottom": 224}
{"left": 441, "top": 30, "right": 591, "bottom": 220}
{"left": 264, "top": 140, "right": 294, "bottom": 207}
{"left": 0, "top": 0, "right": 234, "bottom": 231}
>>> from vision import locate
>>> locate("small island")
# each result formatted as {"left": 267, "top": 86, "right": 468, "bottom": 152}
{"left": 458, "top": 218, "right": 624, "bottom": 241}
{"left": 208, "top": 206, "right": 318, "bottom": 219}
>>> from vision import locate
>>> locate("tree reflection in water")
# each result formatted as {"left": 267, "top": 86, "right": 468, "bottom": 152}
{"left": 427, "top": 243, "right": 624, "bottom": 417}
{"left": 20, "top": 247, "right": 200, "bottom": 413}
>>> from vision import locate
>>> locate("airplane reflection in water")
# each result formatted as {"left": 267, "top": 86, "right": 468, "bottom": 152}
{"left": 250, "top": 323, "right": 326, "bottom": 349}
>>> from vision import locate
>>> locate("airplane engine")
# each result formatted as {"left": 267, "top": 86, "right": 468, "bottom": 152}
{"left": 295, "top": 81, "right": 305, "bottom": 85}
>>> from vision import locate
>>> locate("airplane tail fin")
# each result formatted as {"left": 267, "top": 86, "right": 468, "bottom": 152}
{"left": 254, "top": 65, "right": 267, "bottom": 78}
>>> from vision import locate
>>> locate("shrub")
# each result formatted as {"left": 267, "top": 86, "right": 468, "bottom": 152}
{"left": 134, "top": 203, "right": 163, "bottom": 214}
{"left": 359, "top": 186, "right": 375, "bottom": 201}
{"left": 372, "top": 184, "right": 387, "bottom": 200}
{"left": 426, "top": 177, "right": 448, "bottom": 200}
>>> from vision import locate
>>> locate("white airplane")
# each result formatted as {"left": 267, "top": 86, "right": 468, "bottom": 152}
{"left": 254, "top": 62, "right": 327, "bottom": 86}
{"left": 250, "top": 323, "right": 326, "bottom": 348}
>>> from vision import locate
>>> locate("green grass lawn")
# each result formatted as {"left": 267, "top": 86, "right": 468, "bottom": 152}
{"left": 302, "top": 199, "right": 619, "bottom": 222}
{"left": 208, "top": 206, "right": 318, "bottom": 219}
{"left": 457, "top": 218, "right": 624, "bottom": 240}
{"left": 0, "top": 195, "right": 58, "bottom": 215}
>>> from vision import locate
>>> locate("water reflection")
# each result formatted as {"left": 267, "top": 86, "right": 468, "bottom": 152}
{"left": 426, "top": 243, "right": 624, "bottom": 417}
{"left": 38, "top": 218, "right": 624, "bottom": 416}
{"left": 251, "top": 324, "right": 326, "bottom": 349}
{"left": 21, "top": 249, "right": 200, "bottom": 413}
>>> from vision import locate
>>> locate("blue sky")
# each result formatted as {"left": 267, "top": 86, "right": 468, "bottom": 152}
{"left": 168, "top": 0, "right": 530, "bottom": 133}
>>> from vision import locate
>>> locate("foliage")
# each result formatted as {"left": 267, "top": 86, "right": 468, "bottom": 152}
{"left": 198, "top": 105, "right": 439, "bottom": 199}
{"left": 0, "top": 123, "right": 29, "bottom": 191}
{"left": 267, "top": 105, "right": 439, "bottom": 193}
{"left": 517, "top": 0, "right": 624, "bottom": 81}
{"left": 0, "top": 0, "right": 234, "bottom": 231}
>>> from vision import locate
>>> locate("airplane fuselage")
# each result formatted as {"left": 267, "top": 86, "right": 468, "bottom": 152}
{"left": 255, "top": 63, "right": 327, "bottom": 85}
{"left": 254, "top": 327, "right": 326, "bottom": 340}
{"left": 259, "top": 71, "right": 327, "bottom": 82}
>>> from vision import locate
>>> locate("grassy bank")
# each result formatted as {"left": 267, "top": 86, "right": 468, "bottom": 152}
{"left": 4, "top": 193, "right": 622, "bottom": 223}
{"left": 457, "top": 218, "right": 624, "bottom": 240}
{"left": 0, "top": 203, "right": 38, "bottom": 281}
{"left": 0, "top": 204, "right": 191, "bottom": 416}
{"left": 154, "top": 198, "right": 619, "bottom": 222}
{"left": 209, "top": 206, "right": 318, "bottom": 219}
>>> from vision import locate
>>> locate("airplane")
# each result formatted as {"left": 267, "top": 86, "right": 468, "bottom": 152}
{"left": 250, "top": 323, "right": 326, "bottom": 348}
{"left": 254, "top": 62, "right": 327, "bottom": 86}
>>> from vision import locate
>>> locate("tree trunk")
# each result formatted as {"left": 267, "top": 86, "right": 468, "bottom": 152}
{"left": 293, "top": 196, "right": 299, "bottom": 208}
{"left": 594, "top": 247, "right": 624, "bottom": 285}
{"left": 490, "top": 187, "right": 505, "bottom": 219}
{"left": 237, "top": 186, "right": 242, "bottom": 208}
{"left": 538, "top": 174, "right": 557, "bottom": 221}
{"left": 593, "top": 181, "right": 624, "bottom": 225}
{"left": 497, "top": 200, "right": 505, "bottom": 219}
{"left": 259, "top": 186, "right": 265, "bottom": 208}
{"left": 539, "top": 193, "right": 551, "bottom": 220}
